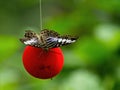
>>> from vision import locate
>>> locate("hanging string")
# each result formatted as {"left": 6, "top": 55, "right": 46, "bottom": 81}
{"left": 40, "top": 0, "right": 42, "bottom": 30}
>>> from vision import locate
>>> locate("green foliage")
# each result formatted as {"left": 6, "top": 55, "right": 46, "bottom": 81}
{"left": 0, "top": 36, "right": 19, "bottom": 62}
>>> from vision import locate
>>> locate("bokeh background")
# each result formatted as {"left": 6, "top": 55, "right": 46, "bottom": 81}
{"left": 0, "top": 0, "right": 120, "bottom": 90}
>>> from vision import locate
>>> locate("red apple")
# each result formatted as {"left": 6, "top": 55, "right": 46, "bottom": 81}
{"left": 22, "top": 46, "right": 64, "bottom": 79}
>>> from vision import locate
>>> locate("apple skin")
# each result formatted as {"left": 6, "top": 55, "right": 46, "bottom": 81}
{"left": 22, "top": 46, "right": 64, "bottom": 79}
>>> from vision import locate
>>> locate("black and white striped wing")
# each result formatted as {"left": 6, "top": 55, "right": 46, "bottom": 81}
{"left": 20, "top": 30, "right": 41, "bottom": 47}
{"left": 46, "top": 36, "right": 78, "bottom": 48}
{"left": 46, "top": 37, "right": 58, "bottom": 48}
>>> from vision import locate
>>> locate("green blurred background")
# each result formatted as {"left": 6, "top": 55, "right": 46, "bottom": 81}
{"left": 0, "top": 0, "right": 120, "bottom": 90}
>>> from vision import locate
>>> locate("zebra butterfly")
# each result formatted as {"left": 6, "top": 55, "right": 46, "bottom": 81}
{"left": 20, "top": 29, "right": 78, "bottom": 50}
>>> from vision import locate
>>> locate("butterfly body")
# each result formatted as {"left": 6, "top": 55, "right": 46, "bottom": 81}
{"left": 20, "top": 29, "right": 78, "bottom": 49}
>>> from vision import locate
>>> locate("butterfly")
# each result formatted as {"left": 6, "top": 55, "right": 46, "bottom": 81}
{"left": 20, "top": 29, "right": 78, "bottom": 50}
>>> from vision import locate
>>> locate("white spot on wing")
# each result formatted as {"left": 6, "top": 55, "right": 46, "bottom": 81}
{"left": 71, "top": 40, "right": 76, "bottom": 43}
{"left": 58, "top": 38, "right": 62, "bottom": 42}
{"left": 62, "top": 39, "right": 66, "bottom": 44}
{"left": 66, "top": 39, "right": 76, "bottom": 43}
{"left": 24, "top": 38, "right": 37, "bottom": 45}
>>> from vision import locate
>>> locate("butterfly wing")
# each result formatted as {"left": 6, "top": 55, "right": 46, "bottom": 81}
{"left": 20, "top": 30, "right": 40, "bottom": 47}
{"left": 46, "top": 34, "right": 78, "bottom": 48}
